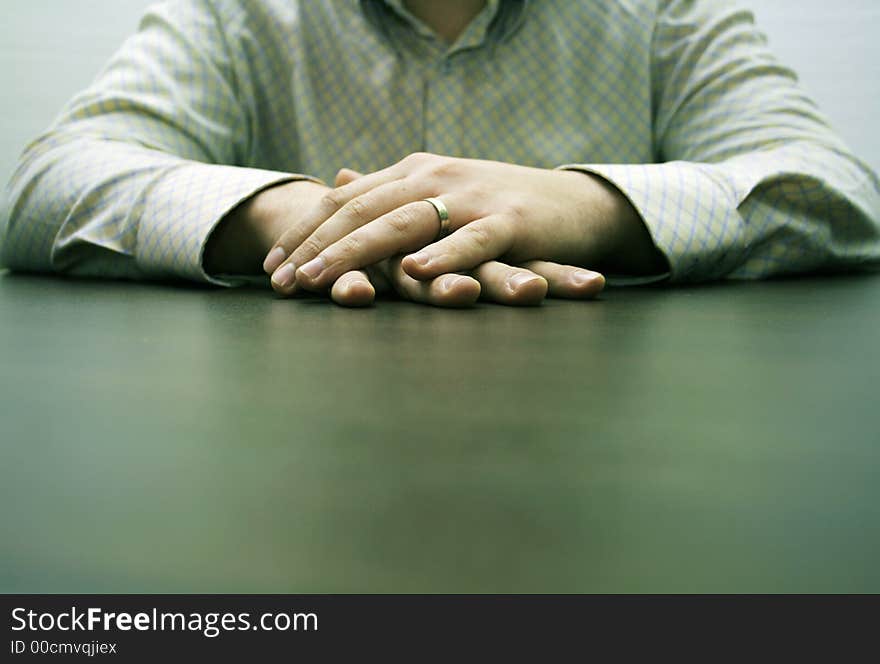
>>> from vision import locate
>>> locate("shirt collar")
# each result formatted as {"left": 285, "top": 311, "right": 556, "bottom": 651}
{"left": 367, "top": 0, "right": 520, "bottom": 48}
{"left": 380, "top": 0, "right": 502, "bottom": 22}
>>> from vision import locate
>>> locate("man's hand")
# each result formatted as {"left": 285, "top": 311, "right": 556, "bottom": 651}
{"left": 207, "top": 172, "right": 603, "bottom": 307}
{"left": 265, "top": 153, "right": 666, "bottom": 298}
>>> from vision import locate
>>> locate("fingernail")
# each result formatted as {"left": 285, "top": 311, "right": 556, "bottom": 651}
{"left": 271, "top": 263, "right": 296, "bottom": 289}
{"left": 299, "top": 256, "right": 326, "bottom": 280}
{"left": 408, "top": 252, "right": 431, "bottom": 267}
{"left": 572, "top": 270, "right": 602, "bottom": 286}
{"left": 263, "top": 247, "right": 287, "bottom": 274}
{"left": 442, "top": 275, "right": 464, "bottom": 290}
{"left": 507, "top": 273, "right": 541, "bottom": 291}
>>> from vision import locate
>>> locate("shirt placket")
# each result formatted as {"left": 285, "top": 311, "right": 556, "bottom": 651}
{"left": 382, "top": 1, "right": 500, "bottom": 156}
{"left": 423, "top": 49, "right": 467, "bottom": 156}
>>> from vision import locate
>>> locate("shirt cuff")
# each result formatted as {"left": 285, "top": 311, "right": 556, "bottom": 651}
{"left": 135, "top": 162, "right": 321, "bottom": 285}
{"left": 557, "top": 162, "right": 748, "bottom": 282}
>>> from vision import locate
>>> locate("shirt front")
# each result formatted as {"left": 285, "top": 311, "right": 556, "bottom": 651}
{"left": 2, "top": 0, "right": 879, "bottom": 284}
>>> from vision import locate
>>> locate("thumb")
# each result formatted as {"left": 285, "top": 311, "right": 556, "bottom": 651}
{"left": 334, "top": 168, "right": 363, "bottom": 187}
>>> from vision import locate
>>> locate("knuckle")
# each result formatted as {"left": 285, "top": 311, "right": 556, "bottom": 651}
{"left": 342, "top": 196, "right": 373, "bottom": 225}
{"left": 463, "top": 223, "right": 493, "bottom": 251}
{"left": 320, "top": 190, "right": 345, "bottom": 211}
{"left": 427, "top": 157, "right": 459, "bottom": 179}
{"left": 403, "top": 151, "right": 430, "bottom": 166}
{"left": 505, "top": 199, "right": 529, "bottom": 225}
{"left": 298, "top": 235, "right": 325, "bottom": 258}
{"left": 385, "top": 207, "right": 417, "bottom": 235}
{"left": 465, "top": 184, "right": 489, "bottom": 200}
{"left": 338, "top": 233, "right": 364, "bottom": 259}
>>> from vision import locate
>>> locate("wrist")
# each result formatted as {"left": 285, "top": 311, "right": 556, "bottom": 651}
{"left": 565, "top": 170, "right": 668, "bottom": 276}
{"left": 203, "top": 196, "right": 273, "bottom": 275}
{"left": 204, "top": 179, "right": 327, "bottom": 275}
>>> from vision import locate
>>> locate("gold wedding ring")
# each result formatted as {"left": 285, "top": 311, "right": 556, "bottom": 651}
{"left": 423, "top": 197, "right": 451, "bottom": 238}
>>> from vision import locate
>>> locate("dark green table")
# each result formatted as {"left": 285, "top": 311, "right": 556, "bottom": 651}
{"left": 1, "top": 272, "right": 878, "bottom": 592}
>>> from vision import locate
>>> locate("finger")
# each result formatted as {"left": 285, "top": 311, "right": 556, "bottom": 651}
{"left": 471, "top": 261, "right": 548, "bottom": 306}
{"left": 329, "top": 270, "right": 376, "bottom": 307}
{"left": 363, "top": 261, "right": 392, "bottom": 295}
{"left": 334, "top": 168, "right": 363, "bottom": 187}
{"left": 264, "top": 162, "right": 403, "bottom": 279}
{"left": 519, "top": 260, "right": 606, "bottom": 299}
{"left": 276, "top": 178, "right": 441, "bottom": 294}
{"left": 386, "top": 257, "right": 480, "bottom": 308}
{"left": 327, "top": 161, "right": 406, "bottom": 204}
{"left": 293, "top": 198, "right": 463, "bottom": 291}
{"left": 401, "top": 215, "right": 513, "bottom": 281}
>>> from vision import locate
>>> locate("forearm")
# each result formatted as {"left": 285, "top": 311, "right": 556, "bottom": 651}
{"left": 565, "top": 143, "right": 880, "bottom": 282}
{"left": 2, "top": 136, "right": 175, "bottom": 279}
{"left": 203, "top": 179, "right": 329, "bottom": 276}
{"left": 1, "top": 135, "right": 301, "bottom": 283}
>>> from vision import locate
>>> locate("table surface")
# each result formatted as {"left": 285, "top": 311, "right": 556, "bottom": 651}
{"left": 1, "top": 272, "right": 879, "bottom": 592}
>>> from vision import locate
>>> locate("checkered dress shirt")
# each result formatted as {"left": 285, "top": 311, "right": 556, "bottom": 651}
{"left": 2, "top": 0, "right": 879, "bottom": 284}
